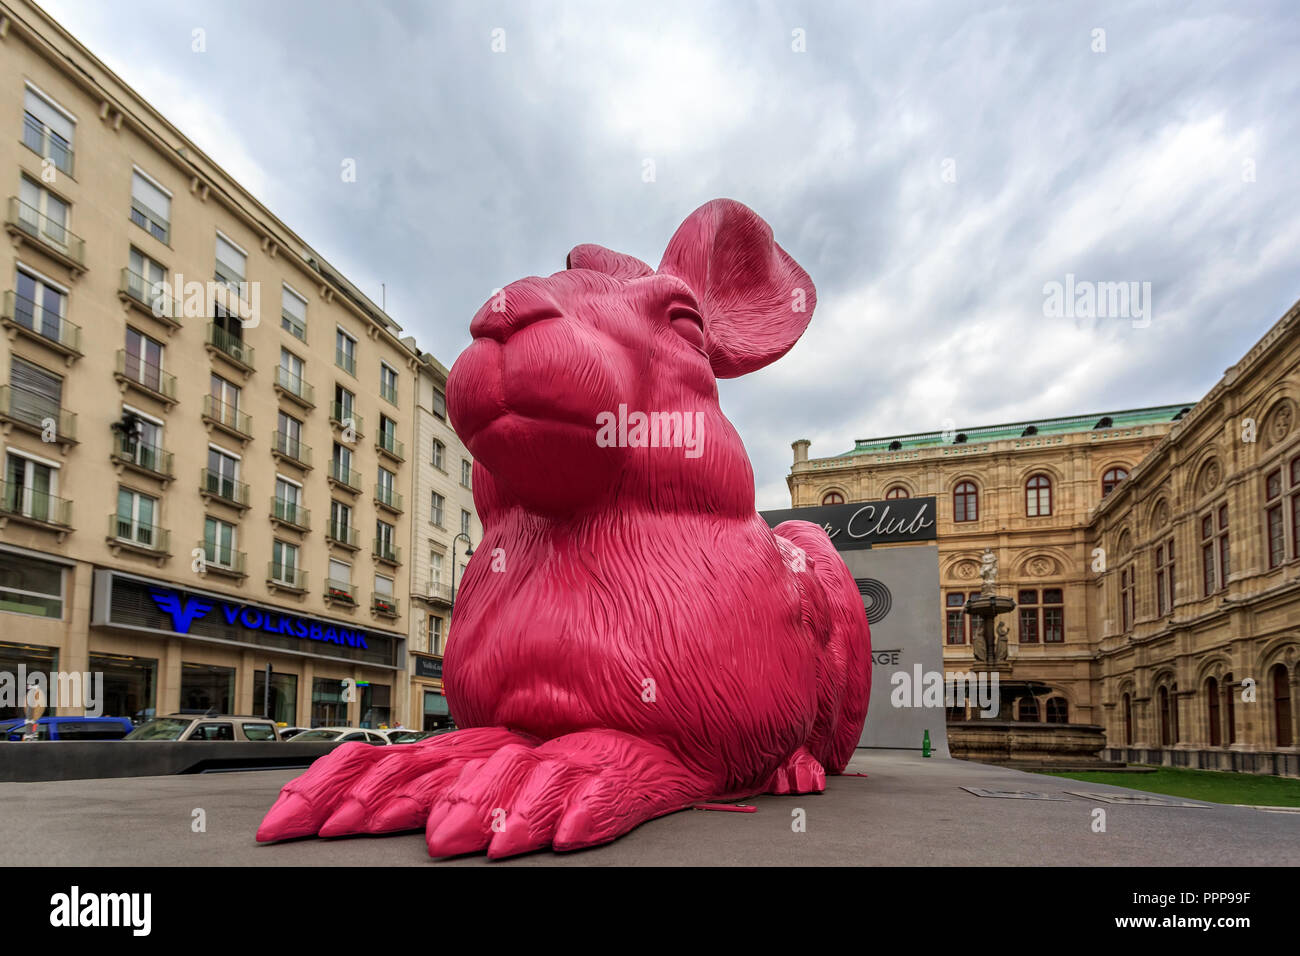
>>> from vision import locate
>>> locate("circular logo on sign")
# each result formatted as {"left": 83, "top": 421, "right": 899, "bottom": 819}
{"left": 855, "top": 578, "right": 892, "bottom": 625}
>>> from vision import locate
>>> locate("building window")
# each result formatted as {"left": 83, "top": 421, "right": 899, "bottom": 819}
{"left": 1122, "top": 692, "right": 1133, "bottom": 745}
{"left": 1201, "top": 509, "right": 1228, "bottom": 596}
{"left": 210, "top": 373, "right": 241, "bottom": 418}
{"left": 22, "top": 85, "right": 75, "bottom": 174}
{"left": 124, "top": 327, "right": 165, "bottom": 392}
{"left": 460, "top": 459, "right": 472, "bottom": 488}
{"left": 1206, "top": 677, "right": 1221, "bottom": 747}
{"left": 380, "top": 362, "right": 398, "bottom": 405}
{"left": 1102, "top": 467, "right": 1129, "bottom": 497}
{"left": 1265, "top": 468, "right": 1284, "bottom": 569}
{"left": 822, "top": 491, "right": 844, "bottom": 505}
{"left": 10, "top": 355, "right": 63, "bottom": 430}
{"left": 1043, "top": 589, "right": 1064, "bottom": 642}
{"left": 271, "top": 540, "right": 299, "bottom": 586}
{"left": 130, "top": 170, "right": 170, "bottom": 243}
{"left": 214, "top": 233, "right": 247, "bottom": 289}
{"left": 430, "top": 551, "right": 444, "bottom": 588}
{"left": 428, "top": 614, "right": 444, "bottom": 655}
{"left": 953, "top": 482, "right": 978, "bottom": 522}
{"left": 127, "top": 247, "right": 168, "bottom": 311}
{"left": 945, "top": 593, "right": 966, "bottom": 644}
{"left": 430, "top": 492, "right": 445, "bottom": 527}
{"left": 1154, "top": 538, "right": 1175, "bottom": 616}
{"left": 181, "top": 663, "right": 234, "bottom": 714}
{"left": 311, "top": 677, "right": 348, "bottom": 727}
{"left": 335, "top": 328, "right": 356, "bottom": 375}
{"left": 13, "top": 266, "right": 68, "bottom": 346}
{"left": 19, "top": 175, "right": 69, "bottom": 249}
{"left": 1273, "top": 664, "right": 1293, "bottom": 748}
{"left": 205, "top": 446, "right": 240, "bottom": 501}
{"left": 281, "top": 285, "right": 307, "bottom": 340}
{"left": 432, "top": 439, "right": 445, "bottom": 470}
{"left": 333, "top": 383, "right": 356, "bottom": 425}
{"left": 461, "top": 509, "right": 472, "bottom": 536}
{"left": 253, "top": 669, "right": 297, "bottom": 724}
{"left": 1025, "top": 474, "right": 1052, "bottom": 517}
{"left": 203, "top": 516, "right": 237, "bottom": 568}
{"left": 115, "top": 488, "right": 158, "bottom": 546}
{"left": 432, "top": 389, "right": 447, "bottom": 421}
{"left": 376, "top": 519, "right": 396, "bottom": 558}
{"left": 1158, "top": 685, "right": 1172, "bottom": 745}
{"left": 4, "top": 451, "right": 60, "bottom": 524}
{"left": 327, "top": 558, "right": 353, "bottom": 603}
{"left": 1292, "top": 457, "right": 1300, "bottom": 562}
{"left": 1045, "top": 697, "right": 1068, "bottom": 724}
{"left": 1018, "top": 698, "right": 1039, "bottom": 722}
{"left": 330, "top": 499, "right": 352, "bottom": 538}
{"left": 885, "top": 486, "right": 909, "bottom": 499}
{"left": 1120, "top": 566, "right": 1135, "bottom": 631}
{"left": 1017, "top": 590, "right": 1039, "bottom": 643}
{"left": 1224, "top": 673, "right": 1237, "bottom": 744}
{"left": 0, "top": 549, "right": 64, "bottom": 619}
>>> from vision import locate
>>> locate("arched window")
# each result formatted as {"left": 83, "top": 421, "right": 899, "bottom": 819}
{"left": 953, "top": 482, "right": 978, "bottom": 522}
{"left": 1224, "top": 673, "right": 1236, "bottom": 744}
{"left": 1206, "top": 677, "right": 1221, "bottom": 747}
{"left": 1018, "top": 697, "right": 1039, "bottom": 722}
{"left": 1122, "top": 693, "right": 1133, "bottom": 745}
{"left": 1102, "top": 467, "right": 1129, "bottom": 497}
{"left": 885, "top": 486, "right": 909, "bottom": 499}
{"left": 1158, "top": 686, "right": 1172, "bottom": 745}
{"left": 1045, "top": 697, "right": 1068, "bottom": 723}
{"left": 1026, "top": 474, "right": 1052, "bottom": 517}
{"left": 1272, "top": 664, "right": 1293, "bottom": 748}
{"left": 431, "top": 439, "right": 445, "bottom": 469}
{"left": 821, "top": 491, "right": 844, "bottom": 505}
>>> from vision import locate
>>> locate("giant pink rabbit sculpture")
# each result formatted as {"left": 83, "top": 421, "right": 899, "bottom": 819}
{"left": 257, "top": 199, "right": 871, "bottom": 858}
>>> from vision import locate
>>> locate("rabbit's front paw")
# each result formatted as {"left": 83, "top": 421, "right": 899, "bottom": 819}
{"left": 762, "top": 747, "right": 827, "bottom": 795}
{"left": 425, "top": 730, "right": 707, "bottom": 859}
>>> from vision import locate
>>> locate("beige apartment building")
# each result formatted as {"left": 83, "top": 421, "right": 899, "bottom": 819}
{"left": 404, "top": 352, "right": 479, "bottom": 730}
{"left": 0, "top": 0, "right": 462, "bottom": 729}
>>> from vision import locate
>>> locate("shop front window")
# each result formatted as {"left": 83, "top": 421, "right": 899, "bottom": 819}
{"left": 179, "top": 662, "right": 234, "bottom": 714}
{"left": 0, "top": 641, "right": 57, "bottom": 721}
{"left": 253, "top": 669, "right": 298, "bottom": 725}
{"left": 359, "top": 682, "right": 391, "bottom": 728}
{"left": 311, "top": 677, "right": 348, "bottom": 727}
{"left": 91, "top": 654, "right": 156, "bottom": 725}
{"left": 423, "top": 690, "right": 452, "bottom": 731}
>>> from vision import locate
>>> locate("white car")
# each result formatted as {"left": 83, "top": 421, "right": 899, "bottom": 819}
{"left": 290, "top": 726, "right": 393, "bottom": 745}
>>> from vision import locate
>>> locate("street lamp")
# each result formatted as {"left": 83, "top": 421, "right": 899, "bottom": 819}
{"left": 450, "top": 532, "right": 474, "bottom": 613}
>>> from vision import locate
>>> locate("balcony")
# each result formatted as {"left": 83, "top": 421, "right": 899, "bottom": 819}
{"left": 268, "top": 562, "right": 308, "bottom": 594}
{"left": 373, "top": 539, "right": 402, "bottom": 567}
{"left": 199, "top": 468, "right": 250, "bottom": 511}
{"left": 335, "top": 348, "right": 356, "bottom": 376}
{"left": 0, "top": 386, "right": 76, "bottom": 449}
{"left": 204, "top": 322, "right": 254, "bottom": 376}
{"left": 329, "top": 402, "right": 363, "bottom": 438}
{"left": 374, "top": 484, "right": 403, "bottom": 514}
{"left": 371, "top": 594, "right": 401, "bottom": 619}
{"left": 199, "top": 542, "right": 246, "bottom": 579}
{"left": 325, "top": 577, "right": 357, "bottom": 606}
{"left": 119, "top": 269, "right": 180, "bottom": 333}
{"left": 2, "top": 290, "right": 81, "bottom": 362}
{"left": 106, "top": 513, "right": 170, "bottom": 562}
{"left": 22, "top": 113, "right": 75, "bottom": 177}
{"left": 114, "top": 350, "right": 178, "bottom": 406}
{"left": 271, "top": 430, "right": 312, "bottom": 470}
{"left": 327, "top": 460, "right": 361, "bottom": 494}
{"left": 274, "top": 366, "right": 315, "bottom": 408}
{"left": 270, "top": 496, "right": 310, "bottom": 532}
{"left": 111, "top": 433, "right": 174, "bottom": 482}
{"left": 326, "top": 521, "right": 360, "bottom": 551}
{"left": 202, "top": 395, "right": 252, "bottom": 444}
{"left": 0, "top": 481, "right": 72, "bottom": 538}
{"left": 423, "top": 582, "right": 454, "bottom": 606}
{"left": 375, "top": 430, "right": 405, "bottom": 463}
{"left": 5, "top": 197, "right": 86, "bottom": 276}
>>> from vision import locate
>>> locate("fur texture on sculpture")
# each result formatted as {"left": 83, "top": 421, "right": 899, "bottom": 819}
{"left": 257, "top": 199, "right": 871, "bottom": 858}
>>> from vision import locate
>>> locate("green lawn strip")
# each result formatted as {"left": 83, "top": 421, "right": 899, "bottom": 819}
{"left": 1037, "top": 766, "right": 1300, "bottom": 808}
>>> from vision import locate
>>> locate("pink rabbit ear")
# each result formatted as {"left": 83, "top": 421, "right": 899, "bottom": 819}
{"left": 657, "top": 199, "right": 816, "bottom": 378}
{"left": 566, "top": 244, "right": 654, "bottom": 280}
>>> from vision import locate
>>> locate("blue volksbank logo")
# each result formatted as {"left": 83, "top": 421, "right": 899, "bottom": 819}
{"left": 150, "top": 590, "right": 369, "bottom": 649}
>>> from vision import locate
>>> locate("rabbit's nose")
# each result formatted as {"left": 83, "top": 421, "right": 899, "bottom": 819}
{"left": 470, "top": 283, "right": 565, "bottom": 342}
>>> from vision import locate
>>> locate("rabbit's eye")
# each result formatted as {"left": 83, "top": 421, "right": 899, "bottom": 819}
{"left": 669, "top": 308, "right": 705, "bottom": 350}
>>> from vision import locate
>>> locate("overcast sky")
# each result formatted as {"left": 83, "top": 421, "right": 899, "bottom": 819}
{"left": 40, "top": 0, "right": 1300, "bottom": 508}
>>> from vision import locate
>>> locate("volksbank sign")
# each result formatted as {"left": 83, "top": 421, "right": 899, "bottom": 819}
{"left": 148, "top": 590, "right": 368, "bottom": 648}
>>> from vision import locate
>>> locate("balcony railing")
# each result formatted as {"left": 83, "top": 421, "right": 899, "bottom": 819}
{"left": 268, "top": 562, "right": 308, "bottom": 590}
{"left": 0, "top": 480, "right": 71, "bottom": 527}
{"left": 129, "top": 197, "right": 169, "bottom": 244}
{"left": 109, "top": 513, "right": 169, "bottom": 552}
{"left": 199, "top": 542, "right": 246, "bottom": 576}
{"left": 424, "top": 582, "right": 453, "bottom": 605}
{"left": 202, "top": 395, "right": 252, "bottom": 439}
{"left": 329, "top": 402, "right": 363, "bottom": 436}
{"left": 23, "top": 113, "right": 74, "bottom": 176}
{"left": 2, "top": 290, "right": 81, "bottom": 355}
{"left": 115, "top": 350, "right": 177, "bottom": 401}
{"left": 205, "top": 322, "right": 254, "bottom": 370}
{"left": 6, "top": 197, "right": 86, "bottom": 270}
{"left": 376, "top": 430, "right": 405, "bottom": 461}
{"left": 0, "top": 386, "right": 76, "bottom": 443}
{"left": 271, "top": 430, "right": 311, "bottom": 467}
{"left": 371, "top": 594, "right": 401, "bottom": 617}
{"left": 374, "top": 485, "right": 403, "bottom": 512}
{"left": 335, "top": 348, "right": 356, "bottom": 375}
{"left": 271, "top": 496, "right": 310, "bottom": 530}
{"left": 112, "top": 432, "right": 174, "bottom": 478}
{"left": 200, "top": 468, "right": 250, "bottom": 507}
{"left": 120, "top": 268, "right": 177, "bottom": 324}
{"left": 326, "top": 521, "right": 359, "bottom": 549}
{"left": 373, "top": 539, "right": 402, "bottom": 565}
{"left": 328, "top": 461, "right": 361, "bottom": 491}
{"left": 325, "top": 577, "right": 357, "bottom": 604}
{"left": 274, "top": 366, "right": 315, "bottom": 406}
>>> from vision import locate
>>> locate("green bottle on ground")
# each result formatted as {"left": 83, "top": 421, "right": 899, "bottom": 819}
{"left": 922, "top": 729, "right": 932, "bottom": 758}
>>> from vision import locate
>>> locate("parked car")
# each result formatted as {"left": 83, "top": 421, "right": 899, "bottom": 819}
{"left": 123, "top": 714, "right": 280, "bottom": 741}
{"left": 0, "top": 716, "right": 135, "bottom": 741}
{"left": 386, "top": 728, "right": 456, "bottom": 744}
{"left": 277, "top": 726, "right": 310, "bottom": 740}
{"left": 291, "top": 726, "right": 391, "bottom": 745}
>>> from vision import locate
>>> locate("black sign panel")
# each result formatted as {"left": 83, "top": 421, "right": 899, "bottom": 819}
{"left": 413, "top": 655, "right": 444, "bottom": 680}
{"left": 760, "top": 496, "right": 937, "bottom": 551}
